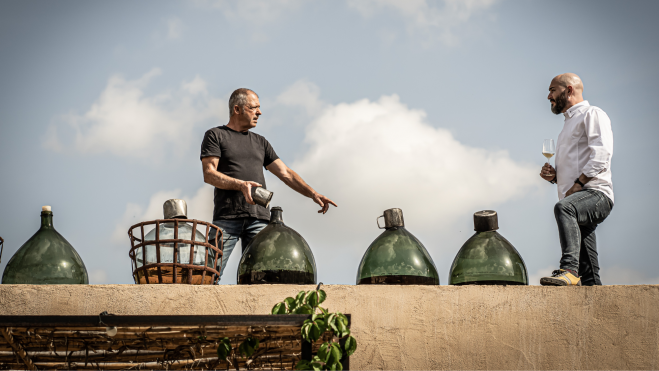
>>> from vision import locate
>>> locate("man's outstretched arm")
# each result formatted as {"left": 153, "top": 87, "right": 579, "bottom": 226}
{"left": 266, "top": 159, "right": 337, "bottom": 214}
{"left": 201, "top": 156, "right": 261, "bottom": 205}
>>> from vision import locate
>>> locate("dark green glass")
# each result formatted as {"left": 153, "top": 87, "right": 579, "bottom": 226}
{"left": 449, "top": 231, "right": 528, "bottom": 285}
{"left": 237, "top": 207, "right": 316, "bottom": 284}
{"left": 356, "top": 210, "right": 439, "bottom": 285}
{"left": 2, "top": 210, "right": 89, "bottom": 284}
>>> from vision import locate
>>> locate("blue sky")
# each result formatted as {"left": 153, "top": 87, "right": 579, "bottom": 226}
{"left": 1, "top": 0, "right": 658, "bottom": 285}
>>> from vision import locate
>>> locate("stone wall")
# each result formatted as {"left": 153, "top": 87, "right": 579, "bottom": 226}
{"left": 1, "top": 284, "right": 657, "bottom": 370}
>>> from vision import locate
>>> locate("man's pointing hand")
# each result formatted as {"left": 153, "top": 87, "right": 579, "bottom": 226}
{"left": 312, "top": 193, "right": 338, "bottom": 214}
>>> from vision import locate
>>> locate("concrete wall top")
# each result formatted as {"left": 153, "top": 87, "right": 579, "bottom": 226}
{"left": 1, "top": 284, "right": 657, "bottom": 370}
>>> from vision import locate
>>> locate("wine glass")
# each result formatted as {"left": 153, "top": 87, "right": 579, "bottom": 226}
{"left": 542, "top": 139, "right": 555, "bottom": 176}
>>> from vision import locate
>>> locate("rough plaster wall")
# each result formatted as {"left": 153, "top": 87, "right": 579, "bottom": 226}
{"left": 0, "top": 284, "right": 658, "bottom": 370}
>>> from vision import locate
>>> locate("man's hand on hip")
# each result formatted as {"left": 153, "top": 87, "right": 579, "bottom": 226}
{"left": 312, "top": 193, "right": 338, "bottom": 214}
{"left": 565, "top": 182, "right": 583, "bottom": 197}
{"left": 540, "top": 163, "right": 556, "bottom": 182}
{"left": 240, "top": 181, "right": 262, "bottom": 205}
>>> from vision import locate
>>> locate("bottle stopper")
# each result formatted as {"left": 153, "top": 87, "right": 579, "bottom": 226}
{"left": 42, "top": 206, "right": 52, "bottom": 212}
{"left": 163, "top": 199, "right": 187, "bottom": 219}
{"left": 378, "top": 208, "right": 405, "bottom": 229}
{"left": 474, "top": 210, "right": 499, "bottom": 232}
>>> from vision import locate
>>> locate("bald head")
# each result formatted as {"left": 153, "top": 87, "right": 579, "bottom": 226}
{"left": 553, "top": 73, "right": 584, "bottom": 93}
{"left": 548, "top": 73, "right": 585, "bottom": 114}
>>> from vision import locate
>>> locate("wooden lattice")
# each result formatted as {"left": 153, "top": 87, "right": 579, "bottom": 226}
{"left": 0, "top": 315, "right": 349, "bottom": 370}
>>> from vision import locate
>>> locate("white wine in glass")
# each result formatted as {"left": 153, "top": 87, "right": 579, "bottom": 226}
{"left": 542, "top": 139, "right": 556, "bottom": 177}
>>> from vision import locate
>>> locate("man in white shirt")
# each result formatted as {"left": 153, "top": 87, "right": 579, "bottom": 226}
{"left": 539, "top": 73, "right": 614, "bottom": 286}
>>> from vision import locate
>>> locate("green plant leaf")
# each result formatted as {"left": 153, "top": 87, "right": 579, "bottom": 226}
{"left": 294, "top": 304, "right": 314, "bottom": 315}
{"left": 327, "top": 314, "right": 338, "bottom": 333}
{"left": 238, "top": 337, "right": 259, "bottom": 358}
{"left": 301, "top": 322, "right": 311, "bottom": 341}
{"left": 328, "top": 360, "right": 343, "bottom": 371}
{"left": 318, "top": 307, "right": 328, "bottom": 315}
{"left": 238, "top": 341, "right": 253, "bottom": 357}
{"left": 318, "top": 290, "right": 327, "bottom": 304}
{"left": 216, "top": 337, "right": 232, "bottom": 361}
{"left": 343, "top": 335, "right": 357, "bottom": 356}
{"left": 247, "top": 337, "right": 259, "bottom": 349}
{"left": 295, "top": 360, "right": 312, "bottom": 370}
{"left": 307, "top": 290, "right": 319, "bottom": 307}
{"left": 330, "top": 342, "right": 343, "bottom": 364}
{"left": 315, "top": 318, "right": 327, "bottom": 334}
{"left": 272, "top": 302, "right": 286, "bottom": 315}
{"left": 317, "top": 342, "right": 331, "bottom": 362}
{"left": 296, "top": 290, "right": 306, "bottom": 305}
{"left": 310, "top": 323, "right": 321, "bottom": 342}
{"left": 309, "top": 357, "right": 324, "bottom": 371}
{"left": 284, "top": 297, "right": 296, "bottom": 311}
{"left": 336, "top": 318, "right": 348, "bottom": 337}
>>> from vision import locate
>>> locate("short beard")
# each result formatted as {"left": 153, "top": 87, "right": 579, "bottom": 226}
{"left": 551, "top": 89, "right": 568, "bottom": 115}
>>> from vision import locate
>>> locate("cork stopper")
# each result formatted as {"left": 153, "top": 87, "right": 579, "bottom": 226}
{"left": 474, "top": 210, "right": 498, "bottom": 232}
{"left": 42, "top": 206, "right": 52, "bottom": 212}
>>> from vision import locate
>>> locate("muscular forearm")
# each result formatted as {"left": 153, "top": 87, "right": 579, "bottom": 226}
{"left": 203, "top": 170, "right": 245, "bottom": 191}
{"left": 281, "top": 169, "right": 317, "bottom": 198}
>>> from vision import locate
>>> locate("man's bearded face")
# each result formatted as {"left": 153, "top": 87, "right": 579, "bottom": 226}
{"left": 550, "top": 88, "right": 568, "bottom": 115}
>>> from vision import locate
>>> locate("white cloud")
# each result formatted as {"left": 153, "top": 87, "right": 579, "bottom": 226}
{"left": 347, "top": 0, "right": 497, "bottom": 46}
{"left": 276, "top": 79, "right": 324, "bottom": 115}
{"left": 277, "top": 89, "right": 539, "bottom": 231}
{"left": 194, "top": 0, "right": 304, "bottom": 23}
{"left": 112, "top": 185, "right": 215, "bottom": 243}
{"left": 167, "top": 17, "right": 183, "bottom": 40}
{"left": 44, "top": 69, "right": 226, "bottom": 160}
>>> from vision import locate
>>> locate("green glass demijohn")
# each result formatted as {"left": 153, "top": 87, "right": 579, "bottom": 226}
{"left": 237, "top": 206, "right": 317, "bottom": 284}
{"left": 2, "top": 206, "right": 89, "bottom": 284}
{"left": 449, "top": 210, "right": 528, "bottom": 285}
{"left": 356, "top": 208, "right": 440, "bottom": 285}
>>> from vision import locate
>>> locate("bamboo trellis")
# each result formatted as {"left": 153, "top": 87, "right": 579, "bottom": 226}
{"left": 0, "top": 315, "right": 347, "bottom": 370}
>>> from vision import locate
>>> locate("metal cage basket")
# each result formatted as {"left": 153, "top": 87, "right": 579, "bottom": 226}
{"left": 128, "top": 219, "right": 223, "bottom": 285}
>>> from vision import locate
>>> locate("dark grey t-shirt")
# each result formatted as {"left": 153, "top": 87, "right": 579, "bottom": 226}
{"left": 200, "top": 125, "right": 279, "bottom": 221}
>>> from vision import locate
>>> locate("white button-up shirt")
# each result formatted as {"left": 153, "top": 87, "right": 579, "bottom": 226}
{"left": 555, "top": 100, "right": 614, "bottom": 202}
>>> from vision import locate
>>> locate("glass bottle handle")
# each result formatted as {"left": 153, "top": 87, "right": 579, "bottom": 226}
{"left": 376, "top": 215, "right": 385, "bottom": 229}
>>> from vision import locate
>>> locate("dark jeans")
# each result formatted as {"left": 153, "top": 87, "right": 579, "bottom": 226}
{"left": 209, "top": 217, "right": 268, "bottom": 282}
{"left": 554, "top": 189, "right": 613, "bottom": 286}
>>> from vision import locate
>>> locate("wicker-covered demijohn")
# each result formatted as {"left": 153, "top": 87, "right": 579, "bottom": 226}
{"left": 128, "top": 219, "right": 223, "bottom": 285}
{"left": 127, "top": 199, "right": 223, "bottom": 285}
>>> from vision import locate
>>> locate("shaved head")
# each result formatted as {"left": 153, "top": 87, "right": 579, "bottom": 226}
{"left": 553, "top": 73, "right": 584, "bottom": 93}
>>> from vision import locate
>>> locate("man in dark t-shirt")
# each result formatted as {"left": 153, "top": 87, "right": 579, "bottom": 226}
{"left": 200, "top": 88, "right": 337, "bottom": 281}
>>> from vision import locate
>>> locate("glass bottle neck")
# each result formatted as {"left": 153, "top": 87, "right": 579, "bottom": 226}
{"left": 40, "top": 212, "right": 53, "bottom": 229}
{"left": 270, "top": 209, "right": 284, "bottom": 224}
